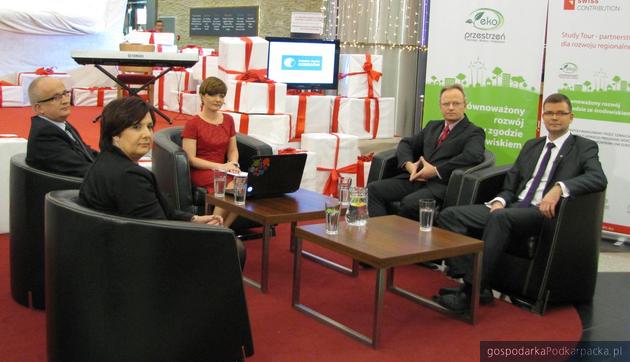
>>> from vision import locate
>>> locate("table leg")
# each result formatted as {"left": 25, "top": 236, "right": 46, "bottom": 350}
{"left": 469, "top": 251, "right": 483, "bottom": 324}
{"left": 292, "top": 236, "right": 303, "bottom": 305}
{"left": 261, "top": 223, "right": 272, "bottom": 293}
{"left": 372, "top": 268, "right": 386, "bottom": 348}
{"left": 289, "top": 222, "right": 297, "bottom": 252}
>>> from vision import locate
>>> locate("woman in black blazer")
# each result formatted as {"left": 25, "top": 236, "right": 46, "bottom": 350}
{"left": 80, "top": 97, "right": 222, "bottom": 224}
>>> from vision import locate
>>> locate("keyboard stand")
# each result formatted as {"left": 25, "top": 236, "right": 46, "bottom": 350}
{"left": 93, "top": 64, "right": 174, "bottom": 124}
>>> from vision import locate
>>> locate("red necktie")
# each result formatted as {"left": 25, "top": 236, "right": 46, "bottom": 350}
{"left": 437, "top": 125, "right": 450, "bottom": 146}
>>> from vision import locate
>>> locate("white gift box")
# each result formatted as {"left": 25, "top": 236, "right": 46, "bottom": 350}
{"left": 278, "top": 148, "right": 319, "bottom": 192}
{"left": 17, "top": 72, "right": 72, "bottom": 106}
{"left": 225, "top": 112, "right": 292, "bottom": 148}
{"left": 338, "top": 53, "right": 383, "bottom": 98}
{"left": 301, "top": 133, "right": 360, "bottom": 194}
{"left": 218, "top": 37, "right": 268, "bottom": 81}
{"left": 0, "top": 86, "right": 24, "bottom": 107}
{"left": 332, "top": 97, "right": 396, "bottom": 139}
{"left": 285, "top": 95, "right": 334, "bottom": 140}
{"left": 127, "top": 31, "right": 175, "bottom": 45}
{"left": 180, "top": 46, "right": 215, "bottom": 56}
{"left": 155, "top": 44, "right": 178, "bottom": 53}
{"left": 190, "top": 55, "right": 219, "bottom": 82}
{"left": 175, "top": 91, "right": 201, "bottom": 115}
{"left": 153, "top": 69, "right": 192, "bottom": 111}
{"left": 224, "top": 80, "right": 287, "bottom": 114}
{"left": 71, "top": 87, "right": 117, "bottom": 107}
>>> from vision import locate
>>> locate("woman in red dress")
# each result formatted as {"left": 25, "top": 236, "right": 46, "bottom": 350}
{"left": 182, "top": 77, "right": 239, "bottom": 227}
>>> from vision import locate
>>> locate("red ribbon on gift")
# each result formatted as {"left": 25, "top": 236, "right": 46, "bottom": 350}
{"left": 0, "top": 80, "right": 15, "bottom": 86}
{"left": 356, "top": 153, "right": 374, "bottom": 187}
{"left": 217, "top": 37, "right": 266, "bottom": 79}
{"left": 178, "top": 90, "right": 197, "bottom": 114}
{"left": 278, "top": 148, "right": 308, "bottom": 155}
{"left": 35, "top": 67, "right": 56, "bottom": 75}
{"left": 331, "top": 96, "right": 380, "bottom": 139}
{"left": 157, "top": 70, "right": 190, "bottom": 110}
{"left": 181, "top": 44, "right": 204, "bottom": 55}
{"left": 148, "top": 32, "right": 155, "bottom": 44}
{"left": 239, "top": 113, "right": 250, "bottom": 134}
{"left": 73, "top": 87, "right": 113, "bottom": 107}
{"left": 338, "top": 53, "right": 382, "bottom": 98}
{"left": 291, "top": 92, "right": 324, "bottom": 141}
{"left": 233, "top": 71, "right": 276, "bottom": 114}
{"left": 316, "top": 134, "right": 361, "bottom": 196}
{"left": 331, "top": 96, "right": 343, "bottom": 133}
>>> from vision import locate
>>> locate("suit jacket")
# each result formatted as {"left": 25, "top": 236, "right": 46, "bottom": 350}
{"left": 26, "top": 115, "right": 98, "bottom": 177}
{"left": 79, "top": 147, "right": 193, "bottom": 221}
{"left": 396, "top": 115, "right": 486, "bottom": 197}
{"left": 498, "top": 134, "right": 607, "bottom": 205}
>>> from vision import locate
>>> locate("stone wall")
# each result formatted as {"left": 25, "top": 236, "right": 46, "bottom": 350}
{"left": 157, "top": 0, "right": 323, "bottom": 49}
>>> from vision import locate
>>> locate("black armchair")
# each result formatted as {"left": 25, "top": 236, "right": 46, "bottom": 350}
{"left": 9, "top": 153, "right": 82, "bottom": 309}
{"left": 366, "top": 148, "right": 496, "bottom": 213}
{"left": 459, "top": 166, "right": 606, "bottom": 314}
{"left": 45, "top": 190, "right": 254, "bottom": 362}
{"left": 152, "top": 126, "right": 273, "bottom": 232}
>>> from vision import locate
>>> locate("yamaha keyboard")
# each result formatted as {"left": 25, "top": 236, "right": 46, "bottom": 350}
{"left": 71, "top": 50, "right": 199, "bottom": 68}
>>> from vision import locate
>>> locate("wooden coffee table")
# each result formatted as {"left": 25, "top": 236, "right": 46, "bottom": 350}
{"left": 208, "top": 188, "right": 334, "bottom": 292}
{"left": 292, "top": 215, "right": 484, "bottom": 348}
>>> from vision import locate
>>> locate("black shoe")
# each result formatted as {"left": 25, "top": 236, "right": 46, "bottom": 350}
{"left": 438, "top": 286, "right": 494, "bottom": 304}
{"left": 433, "top": 291, "right": 471, "bottom": 313}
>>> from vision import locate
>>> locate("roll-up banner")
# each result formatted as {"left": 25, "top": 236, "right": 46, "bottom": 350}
{"left": 423, "top": 0, "right": 548, "bottom": 165}
{"left": 544, "top": 0, "right": 630, "bottom": 238}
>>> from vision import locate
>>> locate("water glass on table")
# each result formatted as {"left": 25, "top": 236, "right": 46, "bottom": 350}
{"left": 233, "top": 172, "right": 248, "bottom": 205}
{"left": 324, "top": 198, "right": 341, "bottom": 235}
{"left": 419, "top": 199, "right": 436, "bottom": 232}
{"left": 337, "top": 177, "right": 352, "bottom": 207}
{"left": 346, "top": 187, "right": 368, "bottom": 226}
{"left": 213, "top": 170, "right": 227, "bottom": 198}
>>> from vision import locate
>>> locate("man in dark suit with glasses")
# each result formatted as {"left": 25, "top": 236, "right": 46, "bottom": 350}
{"left": 434, "top": 93, "right": 608, "bottom": 312}
{"left": 26, "top": 77, "right": 98, "bottom": 177}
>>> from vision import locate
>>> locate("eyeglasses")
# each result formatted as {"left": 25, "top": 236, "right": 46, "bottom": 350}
{"left": 440, "top": 101, "right": 464, "bottom": 108}
{"left": 37, "top": 90, "right": 71, "bottom": 103}
{"left": 542, "top": 111, "right": 571, "bottom": 118}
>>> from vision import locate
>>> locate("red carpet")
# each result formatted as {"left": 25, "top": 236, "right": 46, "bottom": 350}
{"left": 0, "top": 106, "right": 583, "bottom": 361}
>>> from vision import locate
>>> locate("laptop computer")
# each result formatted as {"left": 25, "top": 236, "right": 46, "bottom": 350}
{"left": 227, "top": 153, "right": 307, "bottom": 198}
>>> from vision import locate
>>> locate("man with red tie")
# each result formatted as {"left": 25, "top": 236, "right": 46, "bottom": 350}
{"left": 26, "top": 77, "right": 98, "bottom": 177}
{"left": 434, "top": 93, "right": 607, "bottom": 312}
{"left": 368, "top": 84, "right": 486, "bottom": 220}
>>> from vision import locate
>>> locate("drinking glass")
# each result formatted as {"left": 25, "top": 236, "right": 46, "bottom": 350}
{"left": 419, "top": 199, "right": 436, "bottom": 232}
{"left": 324, "top": 198, "right": 341, "bottom": 235}
{"left": 233, "top": 172, "right": 248, "bottom": 205}
{"left": 337, "top": 177, "right": 352, "bottom": 207}
{"left": 346, "top": 187, "right": 368, "bottom": 226}
{"left": 213, "top": 170, "right": 226, "bottom": 198}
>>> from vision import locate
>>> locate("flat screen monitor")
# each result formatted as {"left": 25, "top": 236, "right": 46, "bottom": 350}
{"left": 266, "top": 37, "right": 340, "bottom": 90}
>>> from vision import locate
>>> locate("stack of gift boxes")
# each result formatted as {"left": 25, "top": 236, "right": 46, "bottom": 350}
{"left": 206, "top": 36, "right": 396, "bottom": 196}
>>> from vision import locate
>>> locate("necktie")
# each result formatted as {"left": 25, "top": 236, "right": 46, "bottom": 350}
{"left": 65, "top": 123, "right": 95, "bottom": 162}
{"left": 436, "top": 125, "right": 450, "bottom": 146}
{"left": 520, "top": 142, "right": 555, "bottom": 207}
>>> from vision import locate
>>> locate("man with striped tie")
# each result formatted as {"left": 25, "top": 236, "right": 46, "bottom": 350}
{"left": 434, "top": 93, "right": 608, "bottom": 312}
{"left": 26, "top": 77, "right": 97, "bottom": 177}
{"left": 368, "top": 84, "right": 486, "bottom": 220}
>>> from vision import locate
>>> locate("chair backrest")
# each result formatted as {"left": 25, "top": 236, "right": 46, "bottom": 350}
{"left": 9, "top": 153, "right": 82, "bottom": 309}
{"left": 443, "top": 149, "right": 496, "bottom": 208}
{"left": 45, "top": 190, "right": 254, "bottom": 362}
{"left": 118, "top": 42, "right": 155, "bottom": 73}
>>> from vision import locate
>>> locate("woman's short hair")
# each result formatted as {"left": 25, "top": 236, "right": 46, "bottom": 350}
{"left": 199, "top": 76, "right": 227, "bottom": 96}
{"left": 99, "top": 97, "right": 155, "bottom": 151}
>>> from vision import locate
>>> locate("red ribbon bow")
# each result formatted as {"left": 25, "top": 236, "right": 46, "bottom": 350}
{"left": 35, "top": 67, "right": 55, "bottom": 75}
{"left": 338, "top": 53, "right": 382, "bottom": 98}
{"left": 0, "top": 80, "right": 15, "bottom": 86}
{"left": 233, "top": 71, "right": 276, "bottom": 114}
{"left": 278, "top": 148, "right": 308, "bottom": 155}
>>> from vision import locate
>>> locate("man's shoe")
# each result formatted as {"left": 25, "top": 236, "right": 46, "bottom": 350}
{"left": 438, "top": 285, "right": 465, "bottom": 296}
{"left": 433, "top": 291, "right": 471, "bottom": 313}
{"left": 439, "top": 286, "right": 494, "bottom": 304}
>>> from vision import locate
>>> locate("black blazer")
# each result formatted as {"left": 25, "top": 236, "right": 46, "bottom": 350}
{"left": 26, "top": 115, "right": 98, "bottom": 177}
{"left": 79, "top": 147, "right": 193, "bottom": 221}
{"left": 498, "top": 134, "right": 607, "bottom": 205}
{"left": 396, "top": 115, "right": 486, "bottom": 197}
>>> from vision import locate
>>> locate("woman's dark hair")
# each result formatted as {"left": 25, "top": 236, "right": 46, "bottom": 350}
{"left": 199, "top": 76, "right": 227, "bottom": 96}
{"left": 99, "top": 97, "right": 155, "bottom": 151}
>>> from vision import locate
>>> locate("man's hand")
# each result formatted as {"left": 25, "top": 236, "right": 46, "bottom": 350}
{"left": 489, "top": 201, "right": 504, "bottom": 213}
{"left": 539, "top": 185, "right": 562, "bottom": 218}
{"left": 410, "top": 157, "right": 437, "bottom": 182}
{"left": 191, "top": 215, "right": 224, "bottom": 226}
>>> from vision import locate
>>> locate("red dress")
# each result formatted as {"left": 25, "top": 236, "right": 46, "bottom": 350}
{"left": 181, "top": 113, "right": 236, "bottom": 192}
